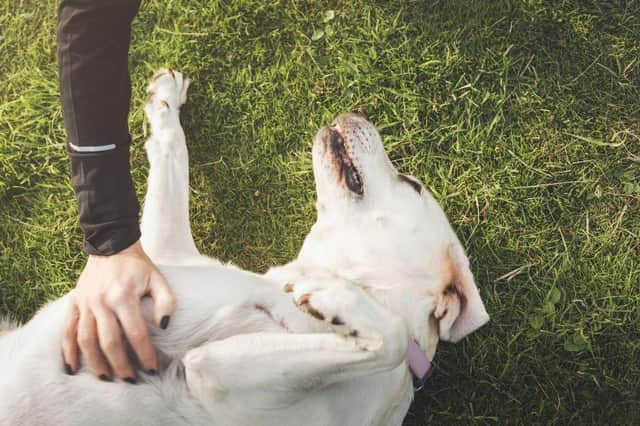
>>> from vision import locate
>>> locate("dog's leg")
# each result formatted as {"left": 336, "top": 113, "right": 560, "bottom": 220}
{"left": 140, "top": 69, "right": 205, "bottom": 265}
{"left": 183, "top": 280, "right": 409, "bottom": 401}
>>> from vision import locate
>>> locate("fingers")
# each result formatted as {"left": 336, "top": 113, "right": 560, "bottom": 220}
{"left": 63, "top": 247, "right": 174, "bottom": 382}
{"left": 148, "top": 269, "right": 176, "bottom": 329}
{"left": 93, "top": 304, "right": 135, "bottom": 381}
{"left": 61, "top": 300, "right": 80, "bottom": 374}
{"left": 114, "top": 300, "right": 157, "bottom": 375}
{"left": 77, "top": 308, "right": 111, "bottom": 380}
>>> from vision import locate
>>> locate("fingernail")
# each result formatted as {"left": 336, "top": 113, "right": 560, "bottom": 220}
{"left": 124, "top": 377, "right": 137, "bottom": 385}
{"left": 99, "top": 374, "right": 112, "bottom": 382}
{"left": 64, "top": 363, "right": 74, "bottom": 375}
{"left": 146, "top": 369, "right": 157, "bottom": 375}
{"left": 160, "top": 315, "right": 170, "bottom": 330}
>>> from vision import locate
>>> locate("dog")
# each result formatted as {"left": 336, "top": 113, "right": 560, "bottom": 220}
{"left": 0, "top": 69, "right": 489, "bottom": 426}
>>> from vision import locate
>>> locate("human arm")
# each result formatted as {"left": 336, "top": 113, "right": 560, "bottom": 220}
{"left": 57, "top": 0, "right": 176, "bottom": 381}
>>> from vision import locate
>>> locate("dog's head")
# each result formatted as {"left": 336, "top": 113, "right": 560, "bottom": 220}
{"left": 298, "top": 110, "right": 489, "bottom": 359}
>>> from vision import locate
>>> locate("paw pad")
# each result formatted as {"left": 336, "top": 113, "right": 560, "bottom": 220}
{"left": 306, "top": 305, "right": 325, "bottom": 321}
{"left": 331, "top": 316, "right": 345, "bottom": 326}
{"left": 297, "top": 293, "right": 311, "bottom": 305}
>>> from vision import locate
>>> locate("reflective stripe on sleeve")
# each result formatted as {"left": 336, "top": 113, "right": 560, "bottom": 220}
{"left": 68, "top": 142, "right": 117, "bottom": 152}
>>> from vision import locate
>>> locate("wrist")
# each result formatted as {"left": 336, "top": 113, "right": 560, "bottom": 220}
{"left": 119, "top": 239, "right": 143, "bottom": 255}
{"left": 88, "top": 239, "right": 144, "bottom": 260}
{"left": 82, "top": 221, "right": 141, "bottom": 256}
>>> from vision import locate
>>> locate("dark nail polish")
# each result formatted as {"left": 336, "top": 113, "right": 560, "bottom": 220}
{"left": 124, "top": 377, "right": 137, "bottom": 385}
{"left": 160, "top": 315, "right": 170, "bottom": 330}
{"left": 64, "top": 363, "right": 74, "bottom": 375}
{"left": 146, "top": 369, "right": 157, "bottom": 375}
{"left": 99, "top": 374, "right": 112, "bottom": 382}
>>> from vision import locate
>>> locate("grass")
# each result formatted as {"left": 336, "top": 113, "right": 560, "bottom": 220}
{"left": 1, "top": 0, "right": 639, "bottom": 423}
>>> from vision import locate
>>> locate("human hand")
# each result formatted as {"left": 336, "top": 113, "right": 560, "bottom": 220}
{"left": 61, "top": 240, "right": 175, "bottom": 382}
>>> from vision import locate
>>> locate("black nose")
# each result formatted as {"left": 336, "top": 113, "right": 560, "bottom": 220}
{"left": 351, "top": 108, "right": 369, "bottom": 121}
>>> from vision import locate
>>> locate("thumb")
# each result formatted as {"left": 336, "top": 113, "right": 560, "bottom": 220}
{"left": 148, "top": 268, "right": 176, "bottom": 329}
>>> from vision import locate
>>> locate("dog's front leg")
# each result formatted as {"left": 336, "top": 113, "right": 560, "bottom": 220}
{"left": 140, "top": 69, "right": 204, "bottom": 265}
{"left": 183, "top": 281, "right": 409, "bottom": 403}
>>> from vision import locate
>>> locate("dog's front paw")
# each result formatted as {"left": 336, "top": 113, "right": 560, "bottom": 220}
{"left": 286, "top": 279, "right": 409, "bottom": 366}
{"left": 145, "top": 68, "right": 190, "bottom": 121}
{"left": 289, "top": 280, "right": 384, "bottom": 341}
{"left": 144, "top": 68, "right": 191, "bottom": 156}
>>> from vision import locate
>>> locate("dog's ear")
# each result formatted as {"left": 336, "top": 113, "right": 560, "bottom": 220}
{"left": 434, "top": 244, "right": 489, "bottom": 342}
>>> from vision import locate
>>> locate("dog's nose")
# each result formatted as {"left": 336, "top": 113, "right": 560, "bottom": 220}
{"left": 351, "top": 108, "right": 369, "bottom": 121}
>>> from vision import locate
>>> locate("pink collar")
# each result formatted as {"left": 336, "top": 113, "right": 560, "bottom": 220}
{"left": 407, "top": 339, "right": 433, "bottom": 391}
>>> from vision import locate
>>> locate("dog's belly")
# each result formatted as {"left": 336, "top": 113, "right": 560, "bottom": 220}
{"left": 0, "top": 263, "right": 322, "bottom": 425}
{"left": 149, "top": 264, "right": 316, "bottom": 356}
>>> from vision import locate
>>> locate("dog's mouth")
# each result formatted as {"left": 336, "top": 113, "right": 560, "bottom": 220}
{"left": 327, "top": 126, "right": 364, "bottom": 195}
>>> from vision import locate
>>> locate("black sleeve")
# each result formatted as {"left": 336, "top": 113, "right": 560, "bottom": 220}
{"left": 57, "top": 0, "right": 142, "bottom": 255}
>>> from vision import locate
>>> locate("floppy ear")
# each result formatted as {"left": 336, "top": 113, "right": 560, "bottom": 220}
{"left": 434, "top": 244, "right": 489, "bottom": 342}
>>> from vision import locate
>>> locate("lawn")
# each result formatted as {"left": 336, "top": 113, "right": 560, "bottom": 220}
{"left": 1, "top": 0, "right": 639, "bottom": 424}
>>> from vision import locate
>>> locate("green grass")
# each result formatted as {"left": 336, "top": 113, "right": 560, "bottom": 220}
{"left": 1, "top": 0, "right": 639, "bottom": 423}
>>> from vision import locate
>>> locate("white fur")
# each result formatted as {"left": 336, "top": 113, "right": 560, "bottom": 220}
{"left": 0, "top": 317, "right": 18, "bottom": 336}
{"left": 0, "top": 69, "right": 488, "bottom": 426}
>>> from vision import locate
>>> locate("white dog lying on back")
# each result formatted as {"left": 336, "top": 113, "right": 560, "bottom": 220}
{"left": 0, "top": 69, "right": 489, "bottom": 426}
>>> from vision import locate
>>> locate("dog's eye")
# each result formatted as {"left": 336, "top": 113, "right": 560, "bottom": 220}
{"left": 398, "top": 174, "right": 422, "bottom": 194}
